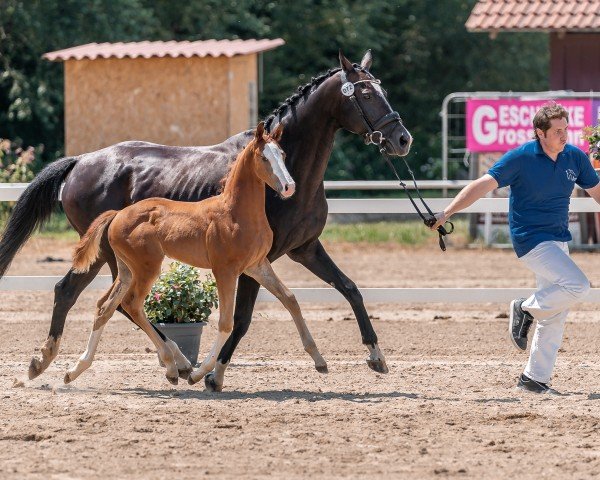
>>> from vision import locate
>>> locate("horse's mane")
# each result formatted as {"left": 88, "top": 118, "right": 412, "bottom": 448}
{"left": 218, "top": 64, "right": 363, "bottom": 191}
{"left": 264, "top": 67, "right": 343, "bottom": 131}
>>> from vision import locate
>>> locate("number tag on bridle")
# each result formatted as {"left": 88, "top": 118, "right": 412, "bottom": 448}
{"left": 341, "top": 82, "right": 355, "bottom": 96}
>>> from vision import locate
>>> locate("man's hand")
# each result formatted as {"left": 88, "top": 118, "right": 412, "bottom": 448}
{"left": 424, "top": 174, "right": 498, "bottom": 233}
{"left": 429, "top": 211, "right": 448, "bottom": 231}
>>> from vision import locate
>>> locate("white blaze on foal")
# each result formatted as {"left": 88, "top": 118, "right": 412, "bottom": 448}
{"left": 264, "top": 141, "right": 295, "bottom": 198}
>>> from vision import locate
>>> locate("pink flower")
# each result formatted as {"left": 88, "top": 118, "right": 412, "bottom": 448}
{"left": 153, "top": 293, "right": 161, "bottom": 301}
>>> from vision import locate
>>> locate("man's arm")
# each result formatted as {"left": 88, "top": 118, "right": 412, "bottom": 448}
{"left": 429, "top": 174, "right": 499, "bottom": 230}
{"left": 585, "top": 182, "right": 600, "bottom": 204}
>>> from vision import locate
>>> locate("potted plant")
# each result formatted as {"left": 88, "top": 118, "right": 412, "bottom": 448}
{"left": 144, "top": 261, "right": 218, "bottom": 365}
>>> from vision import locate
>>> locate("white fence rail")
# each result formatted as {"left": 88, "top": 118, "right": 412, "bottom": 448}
{"left": 2, "top": 183, "right": 600, "bottom": 303}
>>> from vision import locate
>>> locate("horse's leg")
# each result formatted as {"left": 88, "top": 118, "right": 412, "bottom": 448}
{"left": 121, "top": 265, "right": 180, "bottom": 385}
{"left": 188, "top": 270, "right": 237, "bottom": 386}
{"left": 288, "top": 239, "right": 388, "bottom": 374}
{"left": 64, "top": 262, "right": 131, "bottom": 383}
{"left": 248, "top": 260, "right": 326, "bottom": 368}
{"left": 105, "top": 253, "right": 192, "bottom": 379}
{"left": 203, "top": 274, "right": 259, "bottom": 391}
{"left": 28, "top": 261, "right": 105, "bottom": 380}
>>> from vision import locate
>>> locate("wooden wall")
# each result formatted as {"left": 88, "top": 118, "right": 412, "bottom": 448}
{"left": 550, "top": 33, "right": 600, "bottom": 91}
{"left": 64, "top": 54, "right": 257, "bottom": 155}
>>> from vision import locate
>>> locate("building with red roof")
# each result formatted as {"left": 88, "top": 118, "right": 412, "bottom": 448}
{"left": 44, "top": 39, "right": 284, "bottom": 155}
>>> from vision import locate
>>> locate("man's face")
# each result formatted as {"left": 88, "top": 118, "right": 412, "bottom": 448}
{"left": 538, "top": 117, "right": 568, "bottom": 153}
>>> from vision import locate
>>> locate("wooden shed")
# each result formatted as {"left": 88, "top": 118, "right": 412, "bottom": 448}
{"left": 43, "top": 39, "right": 284, "bottom": 156}
{"left": 466, "top": 1, "right": 600, "bottom": 91}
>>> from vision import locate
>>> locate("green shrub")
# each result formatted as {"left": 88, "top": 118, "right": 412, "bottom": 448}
{"left": 0, "top": 139, "right": 39, "bottom": 223}
{"left": 144, "top": 262, "right": 218, "bottom": 324}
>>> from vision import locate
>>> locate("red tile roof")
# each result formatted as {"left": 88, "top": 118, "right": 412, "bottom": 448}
{"left": 466, "top": 0, "right": 600, "bottom": 32}
{"left": 44, "top": 39, "right": 285, "bottom": 62}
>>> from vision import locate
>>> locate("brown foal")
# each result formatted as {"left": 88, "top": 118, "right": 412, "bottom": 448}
{"left": 67, "top": 123, "right": 327, "bottom": 387}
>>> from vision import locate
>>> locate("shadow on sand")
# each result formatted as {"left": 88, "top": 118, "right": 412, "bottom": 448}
{"left": 114, "top": 387, "right": 419, "bottom": 403}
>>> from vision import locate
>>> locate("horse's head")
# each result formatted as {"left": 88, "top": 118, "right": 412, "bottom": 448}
{"left": 253, "top": 122, "right": 295, "bottom": 199}
{"left": 336, "top": 50, "right": 412, "bottom": 157}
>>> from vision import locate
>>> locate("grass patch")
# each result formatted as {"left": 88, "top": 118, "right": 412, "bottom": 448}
{"left": 0, "top": 210, "right": 78, "bottom": 241}
{"left": 0, "top": 209, "right": 471, "bottom": 246}
{"left": 321, "top": 219, "right": 470, "bottom": 246}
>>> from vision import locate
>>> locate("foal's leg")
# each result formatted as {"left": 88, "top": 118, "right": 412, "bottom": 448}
{"left": 121, "top": 266, "right": 180, "bottom": 385}
{"left": 188, "top": 271, "right": 237, "bottom": 386}
{"left": 247, "top": 260, "right": 327, "bottom": 371}
{"left": 204, "top": 260, "right": 327, "bottom": 392}
{"left": 28, "top": 261, "right": 105, "bottom": 380}
{"left": 288, "top": 239, "right": 389, "bottom": 374}
{"left": 64, "top": 263, "right": 132, "bottom": 383}
{"left": 105, "top": 254, "right": 193, "bottom": 379}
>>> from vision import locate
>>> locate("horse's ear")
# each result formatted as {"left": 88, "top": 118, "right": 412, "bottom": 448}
{"left": 273, "top": 123, "right": 284, "bottom": 141}
{"left": 255, "top": 121, "right": 265, "bottom": 140}
{"left": 360, "top": 50, "right": 372, "bottom": 70}
{"left": 339, "top": 49, "right": 354, "bottom": 73}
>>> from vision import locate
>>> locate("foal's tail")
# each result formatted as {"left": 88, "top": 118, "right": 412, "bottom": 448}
{"left": 0, "top": 156, "right": 78, "bottom": 278}
{"left": 73, "top": 210, "right": 118, "bottom": 273}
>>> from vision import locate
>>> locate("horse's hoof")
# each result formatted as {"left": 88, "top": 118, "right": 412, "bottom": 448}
{"left": 64, "top": 372, "right": 73, "bottom": 384}
{"left": 366, "top": 359, "right": 389, "bottom": 374}
{"left": 178, "top": 367, "right": 192, "bottom": 380}
{"left": 28, "top": 357, "right": 43, "bottom": 380}
{"left": 204, "top": 373, "right": 223, "bottom": 392}
{"left": 166, "top": 375, "right": 179, "bottom": 385}
{"left": 187, "top": 374, "right": 199, "bottom": 386}
{"left": 316, "top": 364, "right": 329, "bottom": 374}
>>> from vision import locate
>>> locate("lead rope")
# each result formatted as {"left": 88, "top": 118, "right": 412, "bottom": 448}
{"left": 340, "top": 68, "right": 453, "bottom": 251}
{"left": 381, "top": 150, "right": 454, "bottom": 252}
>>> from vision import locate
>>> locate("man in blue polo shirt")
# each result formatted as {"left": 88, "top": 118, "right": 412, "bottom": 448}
{"left": 429, "top": 103, "right": 600, "bottom": 394}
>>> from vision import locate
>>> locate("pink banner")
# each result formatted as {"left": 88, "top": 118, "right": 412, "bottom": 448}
{"left": 466, "top": 99, "right": 593, "bottom": 152}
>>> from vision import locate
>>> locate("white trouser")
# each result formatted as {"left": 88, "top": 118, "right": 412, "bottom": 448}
{"left": 519, "top": 241, "right": 590, "bottom": 384}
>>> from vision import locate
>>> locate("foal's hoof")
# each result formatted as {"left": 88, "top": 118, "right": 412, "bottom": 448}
{"left": 64, "top": 372, "right": 73, "bottom": 384}
{"left": 366, "top": 358, "right": 389, "bottom": 374}
{"left": 187, "top": 374, "right": 200, "bottom": 386}
{"left": 315, "top": 364, "right": 329, "bottom": 374}
{"left": 166, "top": 375, "right": 179, "bottom": 385}
{"left": 28, "top": 357, "right": 43, "bottom": 380}
{"left": 204, "top": 373, "right": 223, "bottom": 392}
{"left": 178, "top": 367, "right": 193, "bottom": 380}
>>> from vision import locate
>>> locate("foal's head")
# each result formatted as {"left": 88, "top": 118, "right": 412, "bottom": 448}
{"left": 251, "top": 122, "right": 295, "bottom": 199}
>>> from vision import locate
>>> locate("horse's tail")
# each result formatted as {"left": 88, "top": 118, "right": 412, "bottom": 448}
{"left": 72, "top": 210, "right": 118, "bottom": 274}
{"left": 0, "top": 156, "right": 78, "bottom": 278}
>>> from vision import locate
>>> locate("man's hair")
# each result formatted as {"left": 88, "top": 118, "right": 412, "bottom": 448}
{"left": 533, "top": 102, "right": 569, "bottom": 140}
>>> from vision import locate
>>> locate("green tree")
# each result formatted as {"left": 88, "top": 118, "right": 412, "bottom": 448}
{"left": 0, "top": 0, "right": 159, "bottom": 160}
{"left": 0, "top": 0, "right": 550, "bottom": 184}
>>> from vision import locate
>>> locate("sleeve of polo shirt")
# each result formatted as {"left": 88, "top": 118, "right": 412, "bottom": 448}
{"left": 486, "top": 149, "right": 520, "bottom": 188}
{"left": 575, "top": 149, "right": 599, "bottom": 189}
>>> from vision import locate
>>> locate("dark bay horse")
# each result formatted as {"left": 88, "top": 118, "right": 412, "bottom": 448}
{"left": 0, "top": 50, "right": 412, "bottom": 390}
{"left": 67, "top": 123, "right": 327, "bottom": 386}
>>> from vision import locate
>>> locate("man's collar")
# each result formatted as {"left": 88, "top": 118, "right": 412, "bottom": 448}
{"left": 534, "top": 139, "right": 566, "bottom": 159}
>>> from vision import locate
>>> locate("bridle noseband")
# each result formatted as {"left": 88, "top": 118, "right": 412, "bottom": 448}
{"left": 340, "top": 69, "right": 454, "bottom": 251}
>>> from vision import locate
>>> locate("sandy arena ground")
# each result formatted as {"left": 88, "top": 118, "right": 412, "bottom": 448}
{"left": 1, "top": 237, "right": 600, "bottom": 479}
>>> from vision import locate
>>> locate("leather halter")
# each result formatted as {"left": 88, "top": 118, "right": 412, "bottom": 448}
{"left": 339, "top": 69, "right": 402, "bottom": 149}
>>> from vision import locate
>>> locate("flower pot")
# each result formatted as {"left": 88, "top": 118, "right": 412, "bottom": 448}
{"left": 154, "top": 321, "right": 207, "bottom": 365}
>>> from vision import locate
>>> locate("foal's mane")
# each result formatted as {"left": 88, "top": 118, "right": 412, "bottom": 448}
{"left": 217, "top": 134, "right": 271, "bottom": 194}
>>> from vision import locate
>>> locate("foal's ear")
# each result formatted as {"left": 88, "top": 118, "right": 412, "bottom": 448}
{"left": 255, "top": 121, "right": 265, "bottom": 140}
{"left": 273, "top": 123, "right": 284, "bottom": 141}
{"left": 339, "top": 49, "right": 354, "bottom": 73}
{"left": 360, "top": 50, "right": 372, "bottom": 70}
